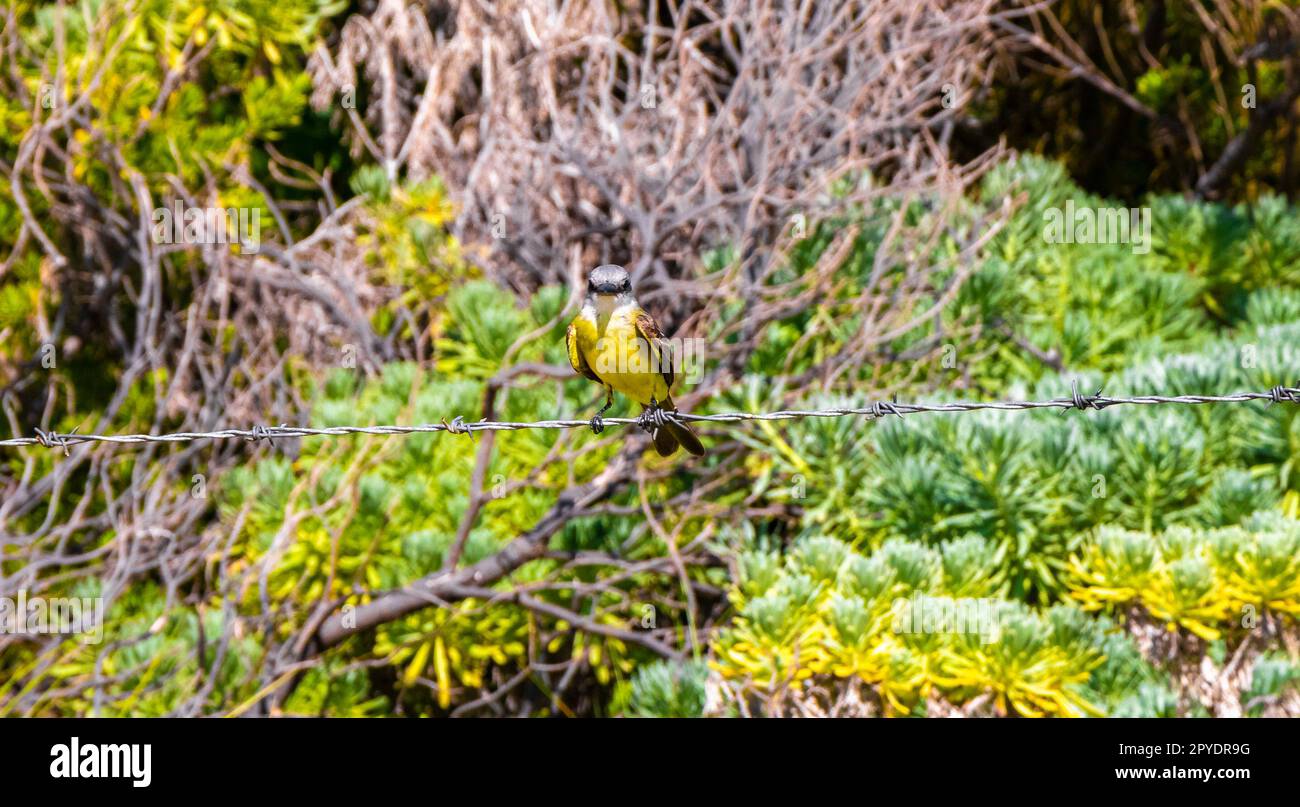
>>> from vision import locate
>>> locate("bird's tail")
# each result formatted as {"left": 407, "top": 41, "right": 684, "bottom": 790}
{"left": 645, "top": 401, "right": 705, "bottom": 457}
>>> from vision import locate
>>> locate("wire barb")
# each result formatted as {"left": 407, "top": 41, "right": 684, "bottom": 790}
{"left": 1063, "top": 379, "right": 1107, "bottom": 414}
{"left": 870, "top": 400, "right": 903, "bottom": 419}
{"left": 33, "top": 426, "right": 77, "bottom": 456}
{"left": 441, "top": 416, "right": 476, "bottom": 441}
{"left": 635, "top": 404, "right": 678, "bottom": 434}
{"left": 245, "top": 423, "right": 287, "bottom": 445}
{"left": 1267, "top": 384, "right": 1300, "bottom": 405}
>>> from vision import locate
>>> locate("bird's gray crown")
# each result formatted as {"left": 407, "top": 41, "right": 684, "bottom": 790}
{"left": 588, "top": 264, "right": 632, "bottom": 296}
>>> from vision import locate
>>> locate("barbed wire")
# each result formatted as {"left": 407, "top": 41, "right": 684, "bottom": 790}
{"left": 2, "top": 381, "right": 1298, "bottom": 455}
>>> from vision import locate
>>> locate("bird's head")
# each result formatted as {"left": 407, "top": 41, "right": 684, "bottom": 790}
{"left": 587, "top": 264, "right": 633, "bottom": 298}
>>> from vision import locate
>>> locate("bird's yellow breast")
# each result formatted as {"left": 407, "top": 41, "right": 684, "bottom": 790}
{"left": 573, "top": 303, "right": 669, "bottom": 406}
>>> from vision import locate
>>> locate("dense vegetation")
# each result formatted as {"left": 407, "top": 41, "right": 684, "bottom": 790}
{"left": 3, "top": 1, "right": 1300, "bottom": 718}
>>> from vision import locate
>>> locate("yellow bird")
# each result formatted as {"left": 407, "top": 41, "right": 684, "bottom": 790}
{"left": 566, "top": 264, "right": 705, "bottom": 457}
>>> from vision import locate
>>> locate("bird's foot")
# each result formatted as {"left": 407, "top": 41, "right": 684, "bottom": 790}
{"left": 589, "top": 414, "right": 605, "bottom": 435}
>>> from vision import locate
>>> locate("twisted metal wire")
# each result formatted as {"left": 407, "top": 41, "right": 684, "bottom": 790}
{"left": 3, "top": 381, "right": 1298, "bottom": 453}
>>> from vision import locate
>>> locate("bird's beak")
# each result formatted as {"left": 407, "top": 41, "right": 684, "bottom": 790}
{"left": 592, "top": 282, "right": 622, "bottom": 295}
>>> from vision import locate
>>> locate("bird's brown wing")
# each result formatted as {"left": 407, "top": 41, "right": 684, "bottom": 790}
{"left": 632, "top": 310, "right": 674, "bottom": 392}
{"left": 566, "top": 320, "right": 601, "bottom": 382}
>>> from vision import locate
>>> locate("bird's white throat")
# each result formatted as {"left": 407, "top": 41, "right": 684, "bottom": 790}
{"left": 589, "top": 295, "right": 635, "bottom": 330}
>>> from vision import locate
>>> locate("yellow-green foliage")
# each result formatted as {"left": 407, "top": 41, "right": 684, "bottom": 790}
{"left": 710, "top": 534, "right": 1111, "bottom": 717}
{"left": 708, "top": 515, "right": 1300, "bottom": 718}
{"left": 0, "top": 0, "right": 339, "bottom": 365}
{"left": 350, "top": 166, "right": 467, "bottom": 324}
{"left": 1071, "top": 514, "right": 1300, "bottom": 640}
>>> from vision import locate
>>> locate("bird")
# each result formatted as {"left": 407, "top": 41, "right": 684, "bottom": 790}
{"left": 565, "top": 264, "right": 705, "bottom": 457}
